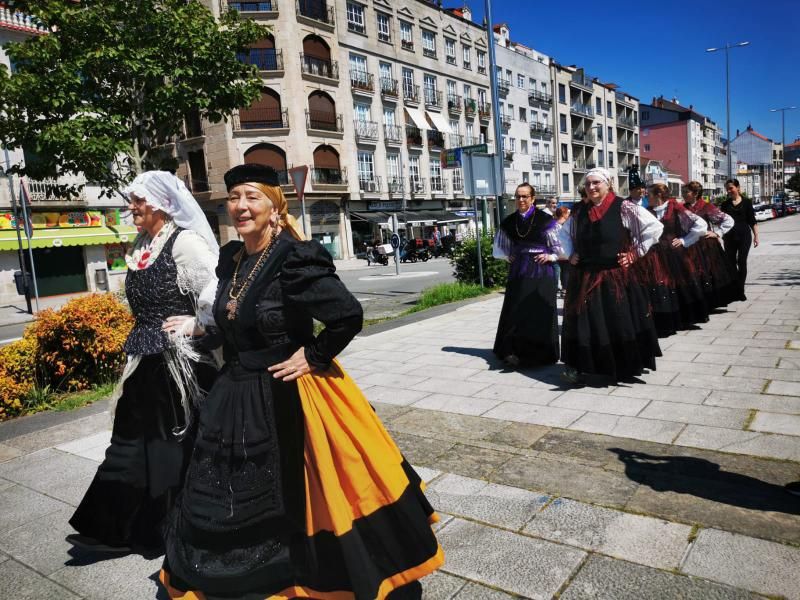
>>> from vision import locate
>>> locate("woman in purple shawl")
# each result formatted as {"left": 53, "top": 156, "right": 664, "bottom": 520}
{"left": 492, "top": 183, "right": 563, "bottom": 367}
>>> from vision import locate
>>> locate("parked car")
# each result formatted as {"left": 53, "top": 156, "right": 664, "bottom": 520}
{"left": 753, "top": 204, "right": 774, "bottom": 221}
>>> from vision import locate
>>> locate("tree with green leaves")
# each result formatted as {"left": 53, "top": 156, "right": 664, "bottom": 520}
{"left": 787, "top": 172, "right": 800, "bottom": 196}
{"left": 0, "top": 0, "right": 268, "bottom": 196}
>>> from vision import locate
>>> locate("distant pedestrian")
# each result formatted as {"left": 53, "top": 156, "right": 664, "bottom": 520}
{"left": 542, "top": 198, "right": 558, "bottom": 216}
{"left": 492, "top": 183, "right": 562, "bottom": 367}
{"left": 559, "top": 168, "right": 663, "bottom": 384}
{"left": 626, "top": 165, "right": 647, "bottom": 207}
{"left": 719, "top": 178, "right": 759, "bottom": 301}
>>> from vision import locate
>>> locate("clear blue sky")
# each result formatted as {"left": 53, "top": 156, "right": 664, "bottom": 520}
{"left": 468, "top": 0, "right": 800, "bottom": 144}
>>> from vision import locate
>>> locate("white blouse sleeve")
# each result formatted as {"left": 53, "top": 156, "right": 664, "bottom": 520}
{"left": 172, "top": 230, "right": 219, "bottom": 329}
{"left": 677, "top": 209, "right": 708, "bottom": 248}
{"left": 557, "top": 217, "right": 574, "bottom": 259}
{"left": 492, "top": 227, "right": 512, "bottom": 259}
{"left": 620, "top": 201, "right": 664, "bottom": 257}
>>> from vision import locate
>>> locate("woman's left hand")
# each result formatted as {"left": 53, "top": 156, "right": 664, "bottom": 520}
{"left": 671, "top": 238, "right": 685, "bottom": 248}
{"left": 268, "top": 347, "right": 313, "bottom": 382}
{"left": 534, "top": 253, "right": 551, "bottom": 264}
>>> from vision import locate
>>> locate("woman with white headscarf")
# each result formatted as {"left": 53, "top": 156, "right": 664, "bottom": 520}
{"left": 558, "top": 167, "right": 664, "bottom": 384}
{"left": 67, "top": 171, "right": 219, "bottom": 554}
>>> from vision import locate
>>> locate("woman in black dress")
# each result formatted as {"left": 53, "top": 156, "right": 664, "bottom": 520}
{"left": 68, "top": 171, "right": 218, "bottom": 553}
{"left": 160, "top": 164, "right": 442, "bottom": 600}
{"left": 719, "top": 179, "right": 759, "bottom": 301}
{"left": 492, "top": 183, "right": 562, "bottom": 367}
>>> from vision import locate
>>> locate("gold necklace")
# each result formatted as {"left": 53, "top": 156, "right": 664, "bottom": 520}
{"left": 226, "top": 233, "right": 278, "bottom": 320}
{"left": 515, "top": 210, "right": 535, "bottom": 237}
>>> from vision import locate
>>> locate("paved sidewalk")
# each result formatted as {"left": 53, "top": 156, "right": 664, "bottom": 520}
{"left": 0, "top": 216, "right": 798, "bottom": 599}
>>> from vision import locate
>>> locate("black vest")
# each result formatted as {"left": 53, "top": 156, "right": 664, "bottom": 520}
{"left": 575, "top": 197, "right": 627, "bottom": 270}
{"left": 123, "top": 229, "right": 196, "bottom": 356}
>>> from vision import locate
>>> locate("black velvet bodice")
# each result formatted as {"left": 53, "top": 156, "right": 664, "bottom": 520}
{"left": 211, "top": 231, "right": 363, "bottom": 371}
{"left": 575, "top": 197, "right": 628, "bottom": 269}
{"left": 124, "top": 229, "right": 195, "bottom": 356}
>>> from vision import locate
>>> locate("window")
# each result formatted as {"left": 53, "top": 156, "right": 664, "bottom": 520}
{"left": 423, "top": 73, "right": 437, "bottom": 104}
{"left": 349, "top": 53, "right": 367, "bottom": 76}
{"left": 462, "top": 45, "right": 471, "bottom": 69}
{"left": 644, "top": 143, "right": 651, "bottom": 152}
{"left": 530, "top": 110, "right": 538, "bottom": 123}
{"left": 501, "top": 136, "right": 506, "bottom": 152}
{"left": 386, "top": 154, "right": 401, "bottom": 183}
{"left": 354, "top": 102, "right": 371, "bottom": 122}
{"left": 445, "top": 38, "right": 456, "bottom": 64}
{"left": 466, "top": 122, "right": 475, "bottom": 144}
{"left": 596, "top": 124, "right": 602, "bottom": 141}
{"left": 402, "top": 67, "right": 414, "bottom": 96}
{"left": 478, "top": 88, "right": 487, "bottom": 105}
{"left": 558, "top": 83, "right": 566, "bottom": 103}
{"left": 642, "top": 110, "right": 649, "bottom": 120}
{"left": 376, "top": 12, "right": 391, "bottom": 43}
{"left": 358, "top": 151, "right": 375, "bottom": 182}
{"left": 509, "top": 137, "right": 516, "bottom": 152}
{"left": 521, "top": 140, "right": 528, "bottom": 154}
{"left": 559, "top": 114, "right": 567, "bottom": 133}
{"left": 519, "top": 107, "right": 527, "bottom": 121}
{"left": 400, "top": 21, "right": 413, "bottom": 50}
{"left": 379, "top": 61, "right": 392, "bottom": 82}
{"left": 635, "top": 133, "right": 639, "bottom": 146}
{"left": 409, "top": 156, "right": 421, "bottom": 186}
{"left": 383, "top": 107, "right": 396, "bottom": 126}
{"left": 522, "top": 171, "right": 529, "bottom": 183}
{"left": 544, "top": 142, "right": 550, "bottom": 155}
{"left": 430, "top": 159, "right": 442, "bottom": 190}
{"left": 532, "top": 141, "right": 540, "bottom": 155}
{"left": 529, "top": 78, "right": 537, "bottom": 90}
{"left": 598, "top": 149, "right": 604, "bottom": 167}
{"left": 606, "top": 100, "right": 612, "bottom": 118}
{"left": 595, "top": 97, "right": 602, "bottom": 115}
{"left": 463, "top": 84, "right": 472, "bottom": 99}
{"left": 607, "top": 126, "right": 613, "bottom": 143}
{"left": 477, "top": 50, "right": 486, "bottom": 73}
{"left": 346, "top": 2, "right": 366, "bottom": 34}
{"left": 608, "top": 152, "right": 614, "bottom": 168}
{"left": 562, "top": 174, "right": 570, "bottom": 192}
{"left": 446, "top": 79, "right": 457, "bottom": 97}
{"left": 561, "top": 143, "right": 568, "bottom": 162}
{"left": 508, "top": 104, "right": 514, "bottom": 118}
{"left": 545, "top": 172, "right": 552, "bottom": 187}
{"left": 541, "top": 81, "right": 547, "bottom": 94}
{"left": 517, "top": 74, "right": 525, "bottom": 88}
{"left": 421, "top": 30, "right": 436, "bottom": 58}
{"left": 505, "top": 69, "right": 512, "bottom": 82}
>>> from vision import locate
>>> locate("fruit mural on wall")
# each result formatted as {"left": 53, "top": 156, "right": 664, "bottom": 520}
{"left": 0, "top": 211, "right": 105, "bottom": 230}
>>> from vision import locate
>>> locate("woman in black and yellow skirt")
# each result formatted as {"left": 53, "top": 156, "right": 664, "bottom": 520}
{"left": 160, "top": 163, "right": 442, "bottom": 600}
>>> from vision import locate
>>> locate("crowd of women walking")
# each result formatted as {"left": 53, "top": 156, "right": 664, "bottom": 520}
{"left": 492, "top": 166, "right": 757, "bottom": 385}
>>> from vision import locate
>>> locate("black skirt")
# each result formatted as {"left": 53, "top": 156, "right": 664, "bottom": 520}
{"left": 694, "top": 237, "right": 740, "bottom": 310}
{"left": 69, "top": 354, "right": 214, "bottom": 550}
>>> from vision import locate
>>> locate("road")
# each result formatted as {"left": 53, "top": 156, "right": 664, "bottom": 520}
{"left": 337, "top": 256, "right": 456, "bottom": 320}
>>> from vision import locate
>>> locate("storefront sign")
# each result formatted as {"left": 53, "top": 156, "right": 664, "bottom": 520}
{"left": 0, "top": 210, "right": 105, "bottom": 230}
{"left": 106, "top": 243, "right": 128, "bottom": 272}
{"left": 367, "top": 200, "right": 402, "bottom": 211}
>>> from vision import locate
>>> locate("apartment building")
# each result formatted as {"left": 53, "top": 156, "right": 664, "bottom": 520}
{"left": 728, "top": 126, "right": 780, "bottom": 202}
{"left": 493, "top": 24, "right": 556, "bottom": 202}
{"left": 550, "top": 64, "right": 640, "bottom": 202}
{"left": 0, "top": 4, "right": 136, "bottom": 304}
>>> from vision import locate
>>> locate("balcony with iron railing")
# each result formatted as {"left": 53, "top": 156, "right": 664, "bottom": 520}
{"left": 500, "top": 114, "right": 512, "bottom": 128}
{"left": 387, "top": 178, "right": 405, "bottom": 195}
{"left": 478, "top": 102, "right": 491, "bottom": 120}
{"left": 400, "top": 38, "right": 414, "bottom": 51}
{"left": 380, "top": 77, "right": 399, "bottom": 100}
{"left": 427, "top": 129, "right": 445, "bottom": 148}
{"left": 618, "top": 140, "right": 637, "bottom": 153}
{"left": 359, "top": 176, "right": 382, "bottom": 194}
{"left": 384, "top": 124, "right": 403, "bottom": 144}
{"left": 614, "top": 91, "right": 634, "bottom": 107}
{"left": 405, "top": 125, "right": 423, "bottom": 147}
{"left": 497, "top": 78, "right": 511, "bottom": 95}
{"left": 572, "top": 129, "right": 596, "bottom": 145}
{"left": 0, "top": 5, "right": 47, "bottom": 32}
{"left": 226, "top": 1, "right": 279, "bottom": 15}
{"left": 452, "top": 177, "right": 464, "bottom": 192}
{"left": 430, "top": 177, "right": 449, "bottom": 194}
{"left": 424, "top": 89, "right": 442, "bottom": 109}
{"left": 238, "top": 48, "right": 283, "bottom": 73}
{"left": 528, "top": 89, "right": 552, "bottom": 105}
{"left": 310, "top": 166, "right": 347, "bottom": 187}
{"left": 300, "top": 53, "right": 338, "bottom": 81}
{"left": 477, "top": 65, "right": 486, "bottom": 75}
{"left": 534, "top": 185, "right": 557, "bottom": 195}
{"left": 616, "top": 115, "right": 636, "bottom": 129}
{"left": 503, "top": 151, "right": 514, "bottom": 162}
{"left": 464, "top": 98, "right": 477, "bottom": 116}
{"left": 233, "top": 107, "right": 289, "bottom": 131}
{"left": 295, "top": 0, "right": 334, "bottom": 28}
{"left": 447, "top": 94, "right": 462, "bottom": 114}
{"left": 354, "top": 120, "right": 378, "bottom": 143}
{"left": 403, "top": 84, "right": 420, "bottom": 105}
{"left": 422, "top": 46, "right": 436, "bottom": 59}
{"left": 529, "top": 122, "right": 553, "bottom": 137}
{"left": 530, "top": 154, "right": 555, "bottom": 167}
{"left": 347, "top": 18, "right": 366, "bottom": 35}
{"left": 350, "top": 70, "right": 374, "bottom": 94}
{"left": 448, "top": 133, "right": 464, "bottom": 148}
{"left": 573, "top": 159, "right": 596, "bottom": 172}
{"left": 305, "top": 110, "right": 343, "bottom": 133}
{"left": 409, "top": 177, "right": 426, "bottom": 194}
{"left": 570, "top": 103, "right": 593, "bottom": 118}
{"left": 570, "top": 72, "right": 594, "bottom": 91}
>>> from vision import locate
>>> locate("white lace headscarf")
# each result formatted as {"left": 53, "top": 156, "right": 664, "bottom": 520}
{"left": 122, "top": 171, "right": 219, "bottom": 254}
{"left": 584, "top": 167, "right": 614, "bottom": 188}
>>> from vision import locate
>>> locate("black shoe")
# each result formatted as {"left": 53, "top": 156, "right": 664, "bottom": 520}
{"left": 786, "top": 481, "right": 800, "bottom": 497}
{"left": 66, "top": 534, "right": 131, "bottom": 554}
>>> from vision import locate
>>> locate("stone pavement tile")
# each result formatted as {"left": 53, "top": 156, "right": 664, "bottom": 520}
{"left": 708, "top": 334, "right": 756, "bottom": 345}
{"left": 482, "top": 402, "right": 584, "bottom": 428}
{"left": 466, "top": 368, "right": 550, "bottom": 389}
{"left": 427, "top": 473, "right": 549, "bottom": 530}
{"left": 742, "top": 347, "right": 798, "bottom": 359}
{"left": 0, "top": 507, "right": 74, "bottom": 575}
{"left": 364, "top": 386, "right": 431, "bottom": 407}
{"left": 0, "top": 443, "right": 22, "bottom": 463}
{"left": 340, "top": 359, "right": 421, "bottom": 376}
{"left": 436, "top": 518, "right": 586, "bottom": 599}
{"left": 412, "top": 394, "right": 502, "bottom": 417}
{"left": 409, "top": 378, "right": 491, "bottom": 397}
{"left": 657, "top": 349, "right": 698, "bottom": 362}
{"left": 411, "top": 465, "right": 441, "bottom": 483}
{"left": 472, "top": 384, "right": 562, "bottom": 406}
{"left": 4, "top": 412, "right": 110, "bottom": 453}
{"left": 0, "top": 449, "right": 98, "bottom": 506}
{"left": 0, "top": 485, "right": 70, "bottom": 537}
{"left": 76, "top": 445, "right": 107, "bottom": 463}
{"left": 670, "top": 342, "right": 744, "bottom": 355}
{"left": 755, "top": 330, "right": 796, "bottom": 340}
{"left": 634, "top": 370, "right": 677, "bottom": 386}
{"left": 789, "top": 340, "right": 800, "bottom": 350}
{"left": 433, "top": 444, "right": 516, "bottom": 480}
{"left": 407, "top": 353, "right": 476, "bottom": 367}
{"left": 492, "top": 455, "right": 638, "bottom": 508}
{"left": 0, "top": 478, "right": 13, "bottom": 493}
{"left": 50, "top": 551, "right": 164, "bottom": 600}
{"left": 638, "top": 401, "right": 748, "bottom": 429}
{"left": 720, "top": 337, "right": 789, "bottom": 349}
{"left": 524, "top": 498, "right": 691, "bottom": 570}
{"left": 682, "top": 528, "right": 800, "bottom": 599}
{"left": 408, "top": 365, "right": 484, "bottom": 382}
{"left": 0, "top": 560, "right": 80, "bottom": 600}
{"left": 727, "top": 320, "right": 774, "bottom": 331}
{"left": 674, "top": 425, "right": 761, "bottom": 452}
{"left": 483, "top": 422, "right": 551, "bottom": 449}
{"left": 731, "top": 366, "right": 800, "bottom": 382}
{"left": 612, "top": 384, "right": 709, "bottom": 404}
{"left": 432, "top": 513, "right": 454, "bottom": 533}
{"left": 420, "top": 571, "right": 466, "bottom": 600}
{"left": 671, "top": 374, "right": 766, "bottom": 394}
{"left": 560, "top": 555, "right": 757, "bottom": 600}
{"left": 389, "top": 409, "right": 509, "bottom": 441}
{"left": 371, "top": 402, "right": 413, "bottom": 424}
{"left": 550, "top": 391, "right": 649, "bottom": 416}
{"left": 343, "top": 349, "right": 415, "bottom": 363}
{"left": 778, "top": 356, "right": 800, "bottom": 369}
{"left": 454, "top": 582, "right": 519, "bottom": 599}
{"left": 705, "top": 390, "right": 800, "bottom": 413}
{"left": 568, "top": 413, "right": 685, "bottom": 445}
{"left": 387, "top": 432, "right": 457, "bottom": 468}
{"left": 750, "top": 411, "right": 800, "bottom": 435}
{"left": 55, "top": 431, "right": 111, "bottom": 456}
{"left": 655, "top": 360, "right": 729, "bottom": 375}
{"left": 765, "top": 380, "right": 800, "bottom": 397}
{"left": 357, "top": 371, "right": 429, "bottom": 389}
{"left": 694, "top": 352, "right": 777, "bottom": 368}
{"left": 720, "top": 432, "right": 800, "bottom": 461}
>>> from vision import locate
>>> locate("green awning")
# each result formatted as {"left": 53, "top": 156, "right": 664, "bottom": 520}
{"left": 0, "top": 226, "right": 139, "bottom": 251}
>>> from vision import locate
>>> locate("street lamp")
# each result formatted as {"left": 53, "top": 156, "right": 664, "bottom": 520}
{"left": 769, "top": 106, "right": 797, "bottom": 193}
{"left": 706, "top": 41, "right": 750, "bottom": 180}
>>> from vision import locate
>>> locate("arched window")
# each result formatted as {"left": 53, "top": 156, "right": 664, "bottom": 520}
{"left": 307, "top": 91, "right": 336, "bottom": 131}
{"left": 244, "top": 143, "right": 287, "bottom": 183}
{"left": 237, "top": 34, "right": 278, "bottom": 70}
{"left": 302, "top": 35, "right": 334, "bottom": 78}
{"left": 240, "top": 88, "right": 284, "bottom": 129}
{"left": 312, "top": 145, "right": 343, "bottom": 184}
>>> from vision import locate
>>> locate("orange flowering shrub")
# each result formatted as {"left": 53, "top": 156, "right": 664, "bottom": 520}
{"left": 0, "top": 334, "right": 37, "bottom": 419}
{"left": 31, "top": 293, "right": 133, "bottom": 391}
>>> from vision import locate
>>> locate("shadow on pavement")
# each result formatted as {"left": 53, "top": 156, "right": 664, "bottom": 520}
{"left": 611, "top": 448, "right": 800, "bottom": 516}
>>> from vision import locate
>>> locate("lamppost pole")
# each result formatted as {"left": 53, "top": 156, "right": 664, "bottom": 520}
{"left": 706, "top": 41, "right": 750, "bottom": 181}
{"left": 769, "top": 106, "right": 797, "bottom": 193}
